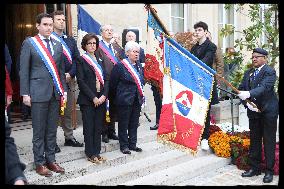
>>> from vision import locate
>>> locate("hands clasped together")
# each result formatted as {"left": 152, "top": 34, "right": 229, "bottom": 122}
{"left": 93, "top": 95, "right": 106, "bottom": 107}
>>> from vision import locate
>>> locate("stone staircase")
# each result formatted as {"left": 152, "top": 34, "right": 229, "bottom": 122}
{"left": 17, "top": 114, "right": 230, "bottom": 185}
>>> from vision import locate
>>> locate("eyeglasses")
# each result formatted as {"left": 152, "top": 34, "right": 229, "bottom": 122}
{"left": 87, "top": 42, "right": 97, "bottom": 46}
{"left": 251, "top": 55, "right": 265, "bottom": 59}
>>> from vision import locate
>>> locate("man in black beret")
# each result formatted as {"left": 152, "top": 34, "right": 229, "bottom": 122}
{"left": 237, "top": 48, "right": 278, "bottom": 183}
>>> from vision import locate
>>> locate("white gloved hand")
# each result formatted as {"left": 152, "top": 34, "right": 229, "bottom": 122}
{"left": 238, "top": 91, "right": 250, "bottom": 100}
{"left": 246, "top": 102, "right": 258, "bottom": 112}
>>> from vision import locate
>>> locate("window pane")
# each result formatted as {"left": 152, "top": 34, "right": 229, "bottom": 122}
{"left": 171, "top": 17, "right": 184, "bottom": 33}
{"left": 171, "top": 4, "right": 184, "bottom": 18}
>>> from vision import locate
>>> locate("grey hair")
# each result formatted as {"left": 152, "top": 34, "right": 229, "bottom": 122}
{"left": 125, "top": 41, "right": 140, "bottom": 53}
{"left": 99, "top": 24, "right": 112, "bottom": 34}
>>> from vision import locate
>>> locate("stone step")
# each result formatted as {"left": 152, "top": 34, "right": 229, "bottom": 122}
{"left": 24, "top": 140, "right": 172, "bottom": 185}
{"left": 19, "top": 123, "right": 158, "bottom": 171}
{"left": 56, "top": 147, "right": 212, "bottom": 185}
{"left": 122, "top": 154, "right": 231, "bottom": 185}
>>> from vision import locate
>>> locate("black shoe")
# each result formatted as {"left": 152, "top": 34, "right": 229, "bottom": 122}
{"left": 150, "top": 124, "right": 159, "bottom": 130}
{"left": 121, "top": 148, "right": 131, "bottom": 154}
{"left": 129, "top": 147, "right": 142, "bottom": 152}
{"left": 102, "top": 134, "right": 109, "bottom": 143}
{"left": 263, "top": 172, "right": 273, "bottom": 183}
{"left": 241, "top": 169, "right": 261, "bottom": 177}
{"left": 64, "top": 138, "right": 84, "bottom": 147}
{"left": 108, "top": 133, "right": 119, "bottom": 140}
{"left": 55, "top": 144, "right": 61, "bottom": 153}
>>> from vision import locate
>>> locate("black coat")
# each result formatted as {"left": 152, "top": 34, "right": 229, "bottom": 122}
{"left": 76, "top": 52, "right": 110, "bottom": 106}
{"left": 238, "top": 64, "right": 279, "bottom": 119}
{"left": 109, "top": 60, "right": 144, "bottom": 106}
{"left": 191, "top": 38, "right": 219, "bottom": 105}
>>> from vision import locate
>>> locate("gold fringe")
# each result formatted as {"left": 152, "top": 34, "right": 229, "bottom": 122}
{"left": 157, "top": 135, "right": 198, "bottom": 156}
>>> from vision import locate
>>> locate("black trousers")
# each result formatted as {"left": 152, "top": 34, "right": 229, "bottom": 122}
{"left": 117, "top": 99, "right": 141, "bottom": 150}
{"left": 249, "top": 116, "right": 277, "bottom": 174}
{"left": 80, "top": 102, "right": 105, "bottom": 157}
{"left": 151, "top": 85, "right": 162, "bottom": 124}
{"left": 201, "top": 103, "right": 212, "bottom": 140}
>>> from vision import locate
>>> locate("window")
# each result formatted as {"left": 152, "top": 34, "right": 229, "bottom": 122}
{"left": 170, "top": 4, "right": 188, "bottom": 33}
{"left": 218, "top": 4, "right": 235, "bottom": 52}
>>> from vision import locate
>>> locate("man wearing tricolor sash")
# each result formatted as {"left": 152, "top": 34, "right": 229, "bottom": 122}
{"left": 97, "top": 24, "right": 124, "bottom": 143}
{"left": 51, "top": 10, "right": 83, "bottom": 153}
{"left": 19, "top": 13, "right": 67, "bottom": 177}
{"left": 109, "top": 41, "right": 144, "bottom": 154}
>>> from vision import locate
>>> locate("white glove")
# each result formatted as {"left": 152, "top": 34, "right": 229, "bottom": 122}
{"left": 238, "top": 91, "right": 250, "bottom": 100}
{"left": 246, "top": 102, "right": 258, "bottom": 112}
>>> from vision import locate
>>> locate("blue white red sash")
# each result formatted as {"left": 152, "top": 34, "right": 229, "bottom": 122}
{"left": 99, "top": 41, "right": 119, "bottom": 65}
{"left": 50, "top": 32, "right": 72, "bottom": 65}
{"left": 120, "top": 58, "right": 144, "bottom": 97}
{"left": 81, "top": 53, "right": 104, "bottom": 86}
{"left": 29, "top": 35, "right": 64, "bottom": 97}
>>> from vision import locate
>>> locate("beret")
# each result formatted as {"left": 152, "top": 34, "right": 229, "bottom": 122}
{"left": 253, "top": 48, "right": 268, "bottom": 56}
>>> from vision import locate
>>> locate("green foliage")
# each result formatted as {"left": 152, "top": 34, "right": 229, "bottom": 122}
{"left": 220, "top": 4, "right": 279, "bottom": 91}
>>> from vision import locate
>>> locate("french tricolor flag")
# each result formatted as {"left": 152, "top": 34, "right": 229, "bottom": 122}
{"left": 157, "top": 37, "right": 216, "bottom": 154}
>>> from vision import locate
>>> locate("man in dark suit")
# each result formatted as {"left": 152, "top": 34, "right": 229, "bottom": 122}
{"left": 238, "top": 48, "right": 278, "bottom": 183}
{"left": 5, "top": 119, "right": 27, "bottom": 185}
{"left": 190, "top": 21, "right": 218, "bottom": 151}
{"left": 19, "top": 13, "right": 67, "bottom": 177}
{"left": 97, "top": 24, "right": 124, "bottom": 143}
{"left": 51, "top": 10, "right": 83, "bottom": 153}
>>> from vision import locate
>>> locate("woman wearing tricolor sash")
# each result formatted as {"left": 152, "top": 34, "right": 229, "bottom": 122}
{"left": 77, "top": 33, "right": 109, "bottom": 163}
{"left": 109, "top": 41, "right": 144, "bottom": 154}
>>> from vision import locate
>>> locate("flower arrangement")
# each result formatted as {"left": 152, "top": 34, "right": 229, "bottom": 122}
{"left": 208, "top": 131, "right": 231, "bottom": 158}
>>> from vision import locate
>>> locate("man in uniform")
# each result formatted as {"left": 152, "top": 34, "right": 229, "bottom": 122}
{"left": 238, "top": 48, "right": 278, "bottom": 183}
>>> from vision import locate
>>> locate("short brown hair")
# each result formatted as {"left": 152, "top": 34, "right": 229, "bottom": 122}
{"left": 51, "top": 10, "right": 65, "bottom": 19}
{"left": 81, "top": 33, "right": 99, "bottom": 51}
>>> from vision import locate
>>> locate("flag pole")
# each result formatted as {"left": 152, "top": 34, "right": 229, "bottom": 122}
{"left": 215, "top": 74, "right": 261, "bottom": 112}
{"left": 145, "top": 4, "right": 170, "bottom": 36}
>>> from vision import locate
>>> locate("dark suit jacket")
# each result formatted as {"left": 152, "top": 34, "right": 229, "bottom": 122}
{"left": 19, "top": 36, "right": 67, "bottom": 102}
{"left": 238, "top": 64, "right": 279, "bottom": 119}
{"left": 191, "top": 38, "right": 219, "bottom": 105}
{"left": 97, "top": 42, "right": 125, "bottom": 76}
{"left": 76, "top": 53, "right": 110, "bottom": 106}
{"left": 109, "top": 60, "right": 144, "bottom": 106}
{"left": 62, "top": 35, "right": 81, "bottom": 78}
{"left": 5, "top": 119, "right": 27, "bottom": 185}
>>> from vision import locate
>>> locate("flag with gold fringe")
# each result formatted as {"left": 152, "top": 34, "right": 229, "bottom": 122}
{"left": 157, "top": 34, "right": 216, "bottom": 154}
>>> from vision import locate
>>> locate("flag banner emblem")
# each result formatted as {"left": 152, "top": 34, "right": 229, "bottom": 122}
{"left": 157, "top": 36, "right": 216, "bottom": 154}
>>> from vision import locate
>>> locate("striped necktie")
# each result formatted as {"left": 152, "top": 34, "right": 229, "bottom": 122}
{"left": 253, "top": 69, "right": 259, "bottom": 80}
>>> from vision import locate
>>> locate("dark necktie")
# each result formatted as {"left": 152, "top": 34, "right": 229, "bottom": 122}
{"left": 44, "top": 38, "right": 52, "bottom": 54}
{"left": 109, "top": 44, "right": 114, "bottom": 55}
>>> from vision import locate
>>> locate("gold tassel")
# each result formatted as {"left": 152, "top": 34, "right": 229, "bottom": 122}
{"left": 106, "top": 110, "right": 110, "bottom": 123}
